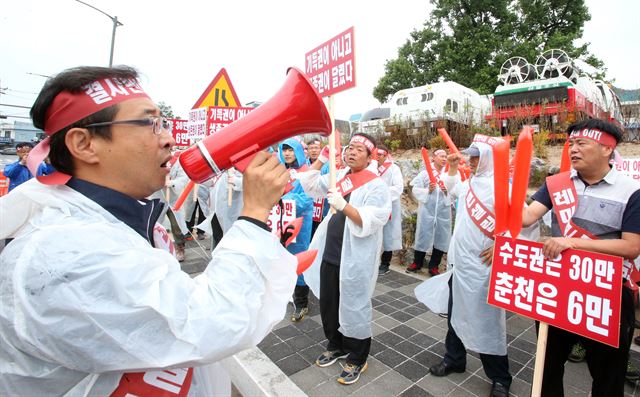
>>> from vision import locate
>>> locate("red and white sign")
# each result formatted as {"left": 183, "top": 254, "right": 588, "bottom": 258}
{"left": 614, "top": 157, "right": 640, "bottom": 182}
{"left": 187, "top": 108, "right": 207, "bottom": 141}
{"left": 169, "top": 119, "right": 190, "bottom": 147}
{"left": 207, "top": 106, "right": 255, "bottom": 135}
{"left": 267, "top": 199, "right": 296, "bottom": 240}
{"left": 312, "top": 198, "right": 325, "bottom": 222}
{"left": 305, "top": 27, "right": 356, "bottom": 96}
{"left": 488, "top": 236, "right": 623, "bottom": 347}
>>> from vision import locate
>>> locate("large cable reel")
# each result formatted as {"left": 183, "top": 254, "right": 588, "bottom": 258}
{"left": 498, "top": 57, "right": 538, "bottom": 85}
{"left": 535, "top": 49, "right": 576, "bottom": 81}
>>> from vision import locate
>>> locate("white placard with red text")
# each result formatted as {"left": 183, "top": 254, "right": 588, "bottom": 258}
{"left": 169, "top": 119, "right": 190, "bottom": 147}
{"left": 187, "top": 108, "right": 207, "bottom": 141}
{"left": 614, "top": 158, "right": 640, "bottom": 182}
{"left": 488, "top": 236, "right": 623, "bottom": 347}
{"left": 267, "top": 199, "right": 296, "bottom": 241}
{"left": 305, "top": 27, "right": 356, "bottom": 97}
{"left": 312, "top": 198, "right": 325, "bottom": 222}
{"left": 207, "top": 106, "right": 255, "bottom": 135}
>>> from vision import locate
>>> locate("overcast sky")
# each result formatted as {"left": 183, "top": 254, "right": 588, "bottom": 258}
{"left": 1, "top": 0, "right": 638, "bottom": 123}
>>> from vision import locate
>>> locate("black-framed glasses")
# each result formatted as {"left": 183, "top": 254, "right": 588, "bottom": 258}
{"left": 84, "top": 116, "right": 172, "bottom": 135}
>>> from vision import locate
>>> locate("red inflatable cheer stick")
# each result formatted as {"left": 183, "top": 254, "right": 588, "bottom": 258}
{"left": 173, "top": 180, "right": 195, "bottom": 212}
{"left": 560, "top": 140, "right": 571, "bottom": 172}
{"left": 421, "top": 148, "right": 437, "bottom": 185}
{"left": 492, "top": 139, "right": 510, "bottom": 236}
{"left": 507, "top": 127, "right": 534, "bottom": 239}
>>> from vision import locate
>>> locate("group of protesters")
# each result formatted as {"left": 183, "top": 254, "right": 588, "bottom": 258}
{"left": 1, "top": 65, "right": 639, "bottom": 397}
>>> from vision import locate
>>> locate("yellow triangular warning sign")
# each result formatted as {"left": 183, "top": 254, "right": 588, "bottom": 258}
{"left": 192, "top": 68, "right": 241, "bottom": 109}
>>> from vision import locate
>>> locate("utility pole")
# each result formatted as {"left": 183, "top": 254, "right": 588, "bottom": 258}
{"left": 74, "top": 0, "right": 123, "bottom": 67}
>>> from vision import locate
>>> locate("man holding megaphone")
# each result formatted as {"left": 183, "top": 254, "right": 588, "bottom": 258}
{"left": 0, "top": 65, "right": 323, "bottom": 396}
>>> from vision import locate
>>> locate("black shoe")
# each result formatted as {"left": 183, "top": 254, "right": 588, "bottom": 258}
{"left": 378, "top": 265, "right": 390, "bottom": 275}
{"left": 429, "top": 361, "right": 465, "bottom": 377}
{"left": 491, "top": 381, "right": 510, "bottom": 397}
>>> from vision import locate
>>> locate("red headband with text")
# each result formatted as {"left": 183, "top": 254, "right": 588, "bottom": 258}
{"left": 568, "top": 128, "right": 617, "bottom": 148}
{"left": 350, "top": 135, "right": 375, "bottom": 152}
{"left": 30, "top": 78, "right": 149, "bottom": 185}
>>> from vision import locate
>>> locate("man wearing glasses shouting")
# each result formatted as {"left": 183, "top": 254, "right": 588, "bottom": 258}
{"left": 0, "top": 66, "right": 297, "bottom": 396}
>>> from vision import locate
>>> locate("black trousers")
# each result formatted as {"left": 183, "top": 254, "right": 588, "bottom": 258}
{"left": 319, "top": 260, "right": 371, "bottom": 365}
{"left": 380, "top": 251, "right": 393, "bottom": 267}
{"left": 540, "top": 285, "right": 635, "bottom": 397}
{"left": 186, "top": 202, "right": 206, "bottom": 235}
{"left": 444, "top": 276, "right": 512, "bottom": 387}
{"left": 293, "top": 284, "right": 309, "bottom": 308}
{"left": 427, "top": 248, "right": 445, "bottom": 270}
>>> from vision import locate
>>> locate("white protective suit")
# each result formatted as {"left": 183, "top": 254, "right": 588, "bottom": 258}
{"left": 380, "top": 162, "right": 403, "bottom": 251}
{"left": 0, "top": 179, "right": 296, "bottom": 396}
{"left": 297, "top": 167, "right": 391, "bottom": 339}
{"left": 415, "top": 142, "right": 538, "bottom": 355}
{"left": 167, "top": 161, "right": 211, "bottom": 236}
{"left": 411, "top": 168, "right": 452, "bottom": 253}
{"left": 207, "top": 169, "right": 244, "bottom": 235}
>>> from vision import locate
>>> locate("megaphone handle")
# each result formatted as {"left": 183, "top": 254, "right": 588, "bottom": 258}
{"left": 230, "top": 144, "right": 261, "bottom": 173}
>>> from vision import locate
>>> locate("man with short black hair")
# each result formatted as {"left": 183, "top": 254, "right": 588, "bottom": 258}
{"left": 522, "top": 118, "right": 640, "bottom": 396}
{"left": 0, "top": 66, "right": 297, "bottom": 396}
{"left": 298, "top": 132, "right": 391, "bottom": 385}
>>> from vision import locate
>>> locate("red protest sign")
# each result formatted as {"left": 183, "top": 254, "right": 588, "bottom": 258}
{"left": 488, "top": 235, "right": 623, "bottom": 347}
{"left": 169, "top": 119, "right": 190, "bottom": 147}
{"left": 207, "top": 106, "right": 255, "bottom": 135}
{"left": 305, "top": 27, "right": 356, "bottom": 97}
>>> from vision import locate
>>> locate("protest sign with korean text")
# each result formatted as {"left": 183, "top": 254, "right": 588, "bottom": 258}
{"left": 305, "top": 27, "right": 356, "bottom": 96}
{"left": 207, "top": 106, "right": 255, "bottom": 135}
{"left": 614, "top": 157, "right": 640, "bottom": 182}
{"left": 267, "top": 199, "right": 296, "bottom": 241}
{"left": 186, "top": 108, "right": 207, "bottom": 142}
{"left": 169, "top": 119, "right": 190, "bottom": 147}
{"left": 488, "top": 235, "right": 623, "bottom": 347}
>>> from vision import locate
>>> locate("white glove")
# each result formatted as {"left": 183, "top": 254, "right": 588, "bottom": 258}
{"left": 318, "top": 146, "right": 330, "bottom": 163}
{"left": 327, "top": 188, "right": 347, "bottom": 211}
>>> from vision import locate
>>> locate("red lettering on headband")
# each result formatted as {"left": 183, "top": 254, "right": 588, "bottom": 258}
{"left": 350, "top": 135, "right": 375, "bottom": 152}
{"left": 32, "top": 77, "right": 150, "bottom": 185}
{"left": 44, "top": 78, "right": 149, "bottom": 135}
{"left": 568, "top": 128, "right": 617, "bottom": 148}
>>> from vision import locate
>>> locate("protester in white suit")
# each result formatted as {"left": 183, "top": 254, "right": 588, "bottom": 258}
{"left": 376, "top": 144, "right": 403, "bottom": 275}
{"left": 297, "top": 133, "right": 391, "bottom": 385}
{"left": 0, "top": 66, "right": 296, "bottom": 397}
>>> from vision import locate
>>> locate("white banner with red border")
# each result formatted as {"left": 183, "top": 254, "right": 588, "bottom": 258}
{"left": 489, "top": 235, "right": 623, "bottom": 347}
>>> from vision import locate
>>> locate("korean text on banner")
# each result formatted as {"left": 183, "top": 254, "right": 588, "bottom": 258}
{"left": 488, "top": 235, "right": 623, "bottom": 348}
{"left": 169, "top": 119, "right": 190, "bottom": 147}
{"left": 305, "top": 27, "right": 356, "bottom": 97}
{"left": 267, "top": 199, "right": 297, "bottom": 242}
{"left": 615, "top": 157, "right": 640, "bottom": 182}
{"left": 207, "top": 106, "right": 255, "bottom": 135}
{"left": 187, "top": 108, "right": 207, "bottom": 141}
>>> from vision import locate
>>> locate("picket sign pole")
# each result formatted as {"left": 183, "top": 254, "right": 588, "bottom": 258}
{"left": 327, "top": 95, "right": 336, "bottom": 214}
{"left": 531, "top": 321, "right": 548, "bottom": 397}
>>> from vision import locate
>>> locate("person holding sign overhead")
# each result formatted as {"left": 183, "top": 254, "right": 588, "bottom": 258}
{"left": 521, "top": 118, "right": 640, "bottom": 397}
{"left": 297, "top": 133, "right": 391, "bottom": 385}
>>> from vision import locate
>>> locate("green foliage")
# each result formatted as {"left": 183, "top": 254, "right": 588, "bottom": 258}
{"left": 373, "top": 0, "right": 601, "bottom": 103}
{"left": 157, "top": 101, "right": 176, "bottom": 119}
{"left": 386, "top": 139, "right": 402, "bottom": 152}
{"left": 427, "top": 135, "right": 446, "bottom": 150}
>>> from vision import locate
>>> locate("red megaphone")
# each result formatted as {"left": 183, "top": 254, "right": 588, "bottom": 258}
{"left": 180, "top": 67, "right": 332, "bottom": 183}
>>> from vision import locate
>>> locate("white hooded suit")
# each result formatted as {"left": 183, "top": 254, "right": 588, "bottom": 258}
{"left": 0, "top": 180, "right": 296, "bottom": 396}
